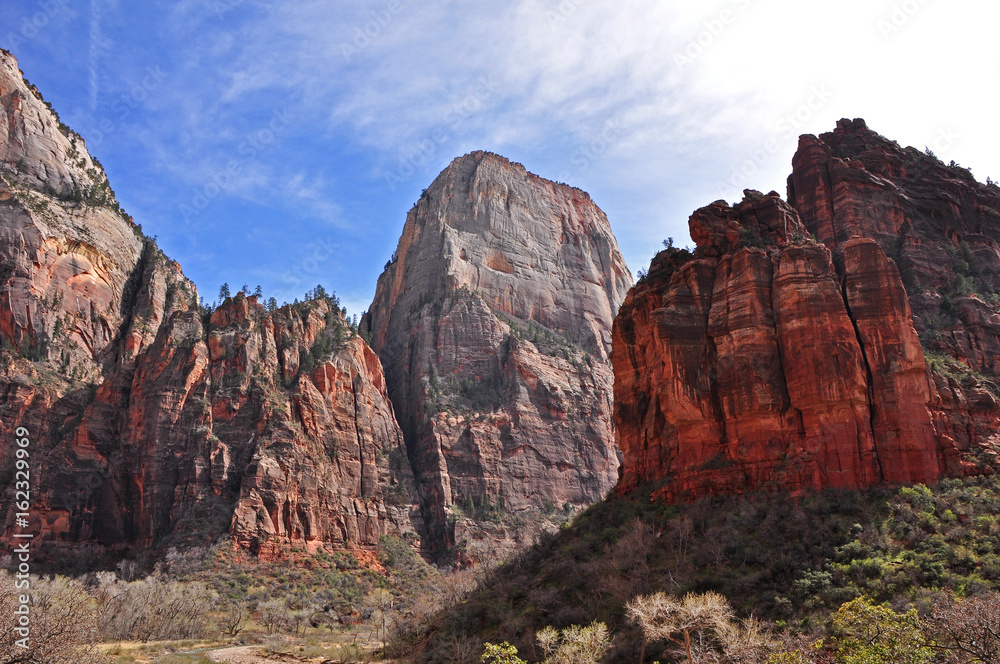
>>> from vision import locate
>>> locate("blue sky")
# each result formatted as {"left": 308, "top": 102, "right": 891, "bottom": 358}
{"left": 2, "top": 0, "right": 998, "bottom": 316}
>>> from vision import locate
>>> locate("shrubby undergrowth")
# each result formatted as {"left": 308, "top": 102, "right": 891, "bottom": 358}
{"left": 5, "top": 478, "right": 1000, "bottom": 663}
{"left": 406, "top": 476, "right": 1000, "bottom": 663}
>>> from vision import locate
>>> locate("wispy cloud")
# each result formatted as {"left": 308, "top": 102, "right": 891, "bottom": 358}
{"left": 9, "top": 0, "right": 998, "bottom": 306}
{"left": 86, "top": 0, "right": 112, "bottom": 110}
{"left": 147, "top": 0, "right": 1000, "bottom": 279}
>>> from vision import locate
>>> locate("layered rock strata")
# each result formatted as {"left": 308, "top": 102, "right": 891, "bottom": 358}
{"left": 362, "top": 152, "right": 632, "bottom": 555}
{"left": 615, "top": 119, "right": 1000, "bottom": 500}
{"left": 0, "top": 50, "right": 418, "bottom": 559}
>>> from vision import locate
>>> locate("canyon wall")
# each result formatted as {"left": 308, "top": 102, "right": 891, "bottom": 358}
{"left": 362, "top": 152, "right": 632, "bottom": 555}
{"left": 614, "top": 119, "right": 1000, "bottom": 500}
{"left": 0, "top": 50, "right": 419, "bottom": 561}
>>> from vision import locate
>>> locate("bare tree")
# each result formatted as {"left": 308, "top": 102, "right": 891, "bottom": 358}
{"left": 161, "top": 546, "right": 210, "bottom": 578}
{"left": 433, "top": 568, "right": 477, "bottom": 607}
{"left": 115, "top": 559, "right": 140, "bottom": 582}
{"left": 259, "top": 599, "right": 289, "bottom": 635}
{"left": 96, "top": 577, "right": 215, "bottom": 642}
{"left": 626, "top": 591, "right": 734, "bottom": 664}
{"left": 441, "top": 633, "right": 480, "bottom": 664}
{"left": 288, "top": 608, "right": 311, "bottom": 635}
{"left": 669, "top": 515, "right": 696, "bottom": 572}
{"left": 219, "top": 598, "right": 253, "bottom": 638}
{"left": 365, "top": 588, "right": 394, "bottom": 648}
{"left": 926, "top": 591, "right": 1000, "bottom": 663}
{"left": 104, "top": 577, "right": 158, "bottom": 641}
{"left": 536, "top": 621, "right": 611, "bottom": 664}
{"left": 156, "top": 581, "right": 216, "bottom": 639}
{"left": 718, "top": 616, "right": 777, "bottom": 664}
{"left": 701, "top": 526, "right": 734, "bottom": 568}
{"left": 468, "top": 540, "right": 506, "bottom": 584}
{"left": 601, "top": 519, "right": 655, "bottom": 604}
{"left": 0, "top": 572, "right": 110, "bottom": 664}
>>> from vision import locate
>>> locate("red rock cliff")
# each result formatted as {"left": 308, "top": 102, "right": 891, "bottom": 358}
{"left": 362, "top": 152, "right": 632, "bottom": 556}
{"left": 614, "top": 119, "right": 1000, "bottom": 500}
{"left": 0, "top": 51, "right": 419, "bottom": 560}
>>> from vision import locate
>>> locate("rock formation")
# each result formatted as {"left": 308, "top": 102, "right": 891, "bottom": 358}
{"left": 0, "top": 52, "right": 631, "bottom": 564}
{"left": 0, "top": 50, "right": 418, "bottom": 561}
{"left": 15, "top": 41, "right": 986, "bottom": 567}
{"left": 615, "top": 119, "right": 1000, "bottom": 500}
{"left": 362, "top": 152, "right": 632, "bottom": 556}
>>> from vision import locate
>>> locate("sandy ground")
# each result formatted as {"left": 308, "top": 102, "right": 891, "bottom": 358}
{"left": 206, "top": 645, "right": 299, "bottom": 664}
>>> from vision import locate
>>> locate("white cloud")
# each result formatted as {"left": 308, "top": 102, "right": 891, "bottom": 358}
{"left": 125, "top": 0, "right": 1000, "bottom": 282}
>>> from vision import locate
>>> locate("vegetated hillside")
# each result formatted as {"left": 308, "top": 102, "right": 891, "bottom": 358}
{"left": 411, "top": 475, "right": 1000, "bottom": 663}
{"left": 361, "top": 151, "right": 632, "bottom": 560}
{"left": 0, "top": 531, "right": 444, "bottom": 664}
{"left": 0, "top": 48, "right": 420, "bottom": 564}
{"left": 174, "top": 532, "right": 440, "bottom": 632}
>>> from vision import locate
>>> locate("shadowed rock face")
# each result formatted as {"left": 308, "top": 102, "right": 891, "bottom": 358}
{"left": 615, "top": 119, "right": 1000, "bottom": 501}
{"left": 0, "top": 50, "right": 418, "bottom": 560}
{"left": 362, "top": 151, "right": 632, "bottom": 556}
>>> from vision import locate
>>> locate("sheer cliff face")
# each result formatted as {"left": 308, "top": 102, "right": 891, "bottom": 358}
{"left": 362, "top": 152, "right": 632, "bottom": 554}
{"left": 0, "top": 51, "right": 147, "bottom": 384}
{"left": 614, "top": 119, "right": 1000, "bottom": 500}
{"left": 202, "top": 298, "right": 420, "bottom": 558}
{"left": 0, "top": 51, "right": 418, "bottom": 558}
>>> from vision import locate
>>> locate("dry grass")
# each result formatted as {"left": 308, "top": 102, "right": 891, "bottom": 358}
{"left": 99, "top": 639, "right": 223, "bottom": 663}
{"left": 98, "top": 628, "right": 394, "bottom": 664}
{"left": 262, "top": 627, "right": 390, "bottom": 662}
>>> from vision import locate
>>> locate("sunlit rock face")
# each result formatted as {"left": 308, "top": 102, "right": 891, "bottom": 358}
{"left": 614, "top": 119, "right": 1000, "bottom": 501}
{"left": 0, "top": 49, "right": 419, "bottom": 559}
{"left": 362, "top": 151, "right": 632, "bottom": 556}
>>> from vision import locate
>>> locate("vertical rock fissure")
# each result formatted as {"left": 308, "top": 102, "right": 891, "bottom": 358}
{"left": 705, "top": 264, "right": 730, "bottom": 460}
{"left": 769, "top": 254, "right": 800, "bottom": 433}
{"left": 115, "top": 239, "right": 153, "bottom": 355}
{"left": 351, "top": 373, "right": 366, "bottom": 498}
{"left": 837, "top": 271, "right": 885, "bottom": 482}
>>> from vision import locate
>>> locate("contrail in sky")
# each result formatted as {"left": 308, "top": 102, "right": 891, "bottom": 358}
{"left": 88, "top": 0, "right": 102, "bottom": 110}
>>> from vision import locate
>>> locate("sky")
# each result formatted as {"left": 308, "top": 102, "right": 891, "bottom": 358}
{"left": 1, "top": 0, "right": 998, "bottom": 316}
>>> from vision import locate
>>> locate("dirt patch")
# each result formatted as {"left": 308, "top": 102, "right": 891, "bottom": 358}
{"left": 346, "top": 548, "right": 387, "bottom": 574}
{"left": 206, "top": 646, "right": 298, "bottom": 664}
